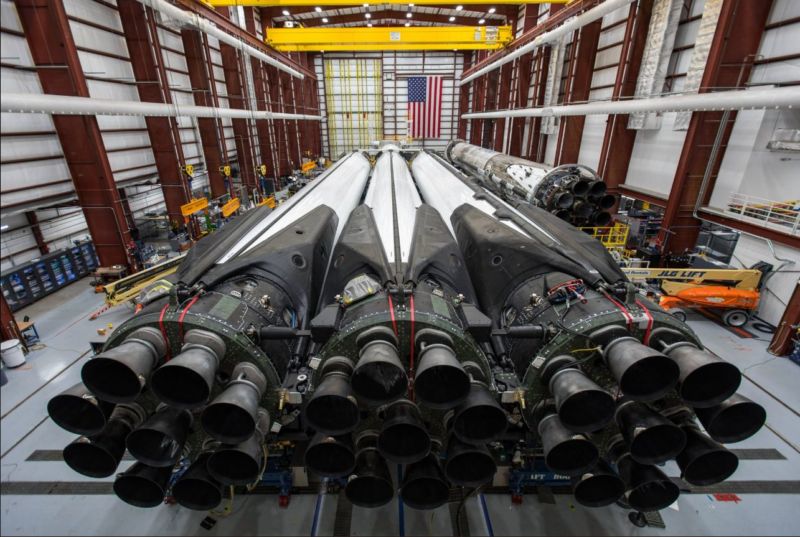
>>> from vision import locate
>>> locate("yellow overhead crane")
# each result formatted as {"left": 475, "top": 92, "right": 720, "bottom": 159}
{"left": 266, "top": 25, "right": 513, "bottom": 51}
{"left": 205, "top": 0, "right": 564, "bottom": 5}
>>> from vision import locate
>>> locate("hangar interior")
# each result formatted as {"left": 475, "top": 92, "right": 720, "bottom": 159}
{"left": 1, "top": 0, "right": 799, "bottom": 535}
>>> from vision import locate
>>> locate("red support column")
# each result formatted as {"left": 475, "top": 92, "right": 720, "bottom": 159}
{"left": 243, "top": 7, "right": 277, "bottom": 187}
{"left": 509, "top": 3, "right": 539, "bottom": 156}
{"left": 1, "top": 293, "right": 22, "bottom": 343}
{"left": 457, "top": 53, "right": 473, "bottom": 141}
{"left": 527, "top": 48, "right": 550, "bottom": 162}
{"left": 508, "top": 52, "right": 533, "bottom": 156}
{"left": 307, "top": 54, "right": 323, "bottom": 156}
{"left": 282, "top": 71, "right": 301, "bottom": 168}
{"left": 469, "top": 68, "right": 486, "bottom": 145}
{"left": 293, "top": 71, "right": 307, "bottom": 160}
{"left": 266, "top": 65, "right": 291, "bottom": 177}
{"left": 182, "top": 29, "right": 228, "bottom": 198}
{"left": 596, "top": 1, "right": 651, "bottom": 195}
{"left": 554, "top": 20, "right": 601, "bottom": 165}
{"left": 769, "top": 281, "right": 800, "bottom": 356}
{"left": 216, "top": 7, "right": 257, "bottom": 194}
{"left": 493, "top": 61, "right": 514, "bottom": 151}
{"left": 659, "top": 0, "right": 774, "bottom": 254}
{"left": 118, "top": 188, "right": 137, "bottom": 232}
{"left": 306, "top": 72, "right": 322, "bottom": 156}
{"left": 25, "top": 212, "right": 49, "bottom": 255}
{"left": 219, "top": 41, "right": 258, "bottom": 193}
{"left": 118, "top": 0, "right": 191, "bottom": 230}
{"left": 482, "top": 70, "right": 499, "bottom": 147}
{"left": 15, "top": 0, "right": 135, "bottom": 269}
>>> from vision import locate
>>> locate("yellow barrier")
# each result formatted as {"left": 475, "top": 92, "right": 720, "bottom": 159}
{"left": 579, "top": 222, "right": 630, "bottom": 249}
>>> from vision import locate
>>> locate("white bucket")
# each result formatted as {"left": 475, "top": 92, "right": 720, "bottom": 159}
{"left": 0, "top": 339, "right": 26, "bottom": 368}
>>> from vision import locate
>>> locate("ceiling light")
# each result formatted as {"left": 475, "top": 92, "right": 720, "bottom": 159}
{"left": 405, "top": 22, "right": 411, "bottom": 26}
{"left": 367, "top": 22, "right": 372, "bottom": 26}
{"left": 488, "top": 7, "right": 496, "bottom": 13}
{"left": 406, "top": 12, "right": 412, "bottom": 18}
{"left": 315, "top": 6, "right": 322, "bottom": 12}
{"left": 0, "top": 225, "right": 8, "bottom": 231}
{"left": 322, "top": 17, "right": 328, "bottom": 22}
{"left": 365, "top": 12, "right": 371, "bottom": 18}
{"left": 478, "top": 18, "right": 485, "bottom": 24}
{"left": 281, "top": 9, "right": 290, "bottom": 16}
{"left": 409, "top": 3, "right": 414, "bottom": 6}
{"left": 455, "top": 4, "right": 463, "bottom": 10}
{"left": 449, "top": 15, "right": 455, "bottom": 21}
{"left": 363, "top": 3, "right": 369, "bottom": 6}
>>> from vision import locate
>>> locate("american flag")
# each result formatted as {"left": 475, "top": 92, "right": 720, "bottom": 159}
{"left": 407, "top": 76, "right": 443, "bottom": 139}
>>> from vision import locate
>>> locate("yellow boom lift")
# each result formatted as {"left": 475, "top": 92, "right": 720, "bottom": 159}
{"left": 622, "top": 267, "right": 766, "bottom": 327}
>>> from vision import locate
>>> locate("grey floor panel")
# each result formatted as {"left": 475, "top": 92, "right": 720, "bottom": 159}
{"left": 2, "top": 281, "right": 800, "bottom": 535}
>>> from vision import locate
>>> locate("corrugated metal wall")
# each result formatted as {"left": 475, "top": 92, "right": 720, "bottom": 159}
{"left": 1, "top": 0, "right": 208, "bottom": 271}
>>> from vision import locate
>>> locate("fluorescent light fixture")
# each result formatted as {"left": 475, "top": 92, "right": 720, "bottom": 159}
{"left": 0, "top": 225, "right": 8, "bottom": 231}
{"left": 405, "top": 22, "right": 411, "bottom": 26}
{"left": 281, "top": 9, "right": 290, "bottom": 16}
{"left": 406, "top": 12, "right": 412, "bottom": 17}
{"left": 488, "top": 7, "right": 496, "bottom": 13}
{"left": 367, "top": 22, "right": 372, "bottom": 26}
{"left": 322, "top": 17, "right": 328, "bottom": 22}
{"left": 315, "top": 6, "right": 322, "bottom": 12}
{"left": 365, "top": 12, "right": 371, "bottom": 18}
{"left": 455, "top": 5, "right": 463, "bottom": 10}
{"left": 478, "top": 18, "right": 485, "bottom": 24}
{"left": 363, "top": 3, "right": 369, "bottom": 6}
{"left": 449, "top": 16, "right": 455, "bottom": 21}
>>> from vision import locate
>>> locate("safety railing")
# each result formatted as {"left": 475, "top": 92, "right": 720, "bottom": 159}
{"left": 725, "top": 193, "right": 800, "bottom": 235}
{"left": 579, "top": 222, "right": 630, "bottom": 249}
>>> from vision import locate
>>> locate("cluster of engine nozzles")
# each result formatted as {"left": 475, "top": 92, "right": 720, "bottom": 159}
{"left": 302, "top": 327, "right": 508, "bottom": 509}
{"left": 47, "top": 327, "right": 273, "bottom": 510}
{"left": 534, "top": 326, "right": 766, "bottom": 511}
{"left": 542, "top": 171, "right": 616, "bottom": 227}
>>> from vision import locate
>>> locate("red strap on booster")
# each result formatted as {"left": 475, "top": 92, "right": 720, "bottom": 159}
{"left": 603, "top": 291, "right": 634, "bottom": 330}
{"left": 178, "top": 295, "right": 200, "bottom": 341}
{"left": 387, "top": 294, "right": 398, "bottom": 337}
{"left": 408, "top": 294, "right": 416, "bottom": 401}
{"left": 158, "top": 303, "right": 171, "bottom": 361}
{"left": 636, "top": 300, "right": 654, "bottom": 345}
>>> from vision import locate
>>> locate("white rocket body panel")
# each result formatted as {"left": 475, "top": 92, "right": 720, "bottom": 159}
{"left": 410, "top": 151, "right": 526, "bottom": 237}
{"left": 218, "top": 151, "right": 371, "bottom": 263}
{"left": 365, "top": 150, "right": 422, "bottom": 264}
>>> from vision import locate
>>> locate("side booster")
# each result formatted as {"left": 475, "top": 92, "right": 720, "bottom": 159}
{"left": 48, "top": 151, "right": 372, "bottom": 509}
{"left": 446, "top": 140, "right": 616, "bottom": 226}
{"left": 411, "top": 150, "right": 765, "bottom": 511}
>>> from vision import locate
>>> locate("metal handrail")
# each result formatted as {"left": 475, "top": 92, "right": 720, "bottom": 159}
{"left": 725, "top": 192, "right": 800, "bottom": 235}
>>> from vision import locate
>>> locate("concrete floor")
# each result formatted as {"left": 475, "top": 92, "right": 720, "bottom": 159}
{"left": 2, "top": 281, "right": 800, "bottom": 536}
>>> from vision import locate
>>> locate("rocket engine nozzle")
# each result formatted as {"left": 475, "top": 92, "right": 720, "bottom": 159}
{"left": 113, "top": 462, "right": 173, "bottom": 508}
{"left": 201, "top": 362, "right": 267, "bottom": 444}
{"left": 81, "top": 327, "right": 166, "bottom": 403}
{"left": 304, "top": 357, "right": 360, "bottom": 435}
{"left": 400, "top": 452, "right": 450, "bottom": 510}
{"left": 150, "top": 330, "right": 225, "bottom": 409}
{"left": 48, "top": 382, "right": 114, "bottom": 436}
{"left": 63, "top": 402, "right": 145, "bottom": 478}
